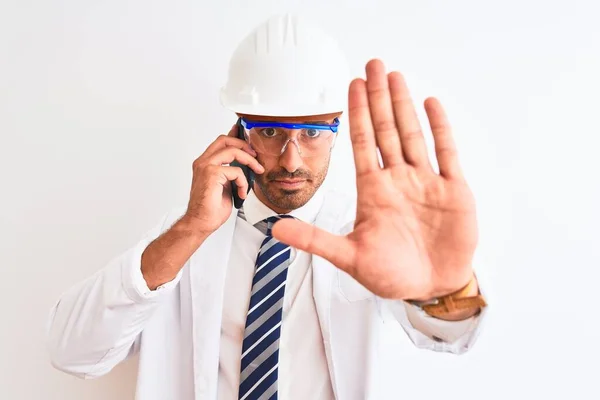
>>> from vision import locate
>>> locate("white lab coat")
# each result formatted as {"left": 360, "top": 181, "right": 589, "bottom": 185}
{"left": 46, "top": 190, "right": 487, "bottom": 400}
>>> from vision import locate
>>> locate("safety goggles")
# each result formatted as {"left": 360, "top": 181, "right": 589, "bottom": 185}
{"left": 240, "top": 118, "right": 340, "bottom": 158}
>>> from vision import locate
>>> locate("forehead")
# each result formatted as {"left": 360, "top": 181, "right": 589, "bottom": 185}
{"left": 238, "top": 112, "right": 342, "bottom": 124}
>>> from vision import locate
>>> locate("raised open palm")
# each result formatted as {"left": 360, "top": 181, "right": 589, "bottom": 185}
{"left": 272, "top": 59, "right": 478, "bottom": 301}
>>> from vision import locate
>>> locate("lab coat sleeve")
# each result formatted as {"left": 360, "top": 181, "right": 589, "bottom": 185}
{"left": 382, "top": 269, "right": 489, "bottom": 354}
{"left": 46, "top": 209, "right": 184, "bottom": 379}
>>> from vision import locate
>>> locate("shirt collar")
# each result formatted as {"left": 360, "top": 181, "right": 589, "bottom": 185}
{"left": 242, "top": 187, "right": 324, "bottom": 226}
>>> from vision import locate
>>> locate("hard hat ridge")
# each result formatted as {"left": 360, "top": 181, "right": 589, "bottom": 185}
{"left": 220, "top": 13, "right": 351, "bottom": 117}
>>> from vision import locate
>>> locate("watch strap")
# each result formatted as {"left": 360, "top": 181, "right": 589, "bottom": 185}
{"left": 409, "top": 275, "right": 487, "bottom": 318}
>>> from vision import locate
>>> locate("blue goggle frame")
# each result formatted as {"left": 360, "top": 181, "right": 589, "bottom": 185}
{"left": 240, "top": 117, "right": 340, "bottom": 133}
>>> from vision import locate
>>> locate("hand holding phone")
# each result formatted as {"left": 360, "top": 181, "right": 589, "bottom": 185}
{"left": 182, "top": 120, "right": 262, "bottom": 235}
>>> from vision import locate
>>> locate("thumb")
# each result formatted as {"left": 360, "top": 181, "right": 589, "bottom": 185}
{"left": 271, "top": 218, "right": 354, "bottom": 272}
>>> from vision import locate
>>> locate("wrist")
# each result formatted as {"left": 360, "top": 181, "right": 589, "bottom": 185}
{"left": 409, "top": 273, "right": 486, "bottom": 321}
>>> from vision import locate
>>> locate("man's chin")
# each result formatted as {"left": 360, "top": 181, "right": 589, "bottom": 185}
{"left": 264, "top": 186, "right": 314, "bottom": 211}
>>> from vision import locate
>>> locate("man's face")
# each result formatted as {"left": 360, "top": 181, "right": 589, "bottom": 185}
{"left": 243, "top": 113, "right": 341, "bottom": 214}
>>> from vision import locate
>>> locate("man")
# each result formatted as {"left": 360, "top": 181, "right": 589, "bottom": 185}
{"left": 47, "top": 14, "right": 487, "bottom": 400}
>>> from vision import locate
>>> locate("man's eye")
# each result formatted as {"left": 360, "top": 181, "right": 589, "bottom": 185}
{"left": 305, "top": 129, "right": 320, "bottom": 138}
{"left": 260, "top": 128, "right": 277, "bottom": 137}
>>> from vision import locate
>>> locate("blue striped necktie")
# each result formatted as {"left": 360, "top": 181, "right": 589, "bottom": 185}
{"left": 238, "top": 214, "right": 293, "bottom": 400}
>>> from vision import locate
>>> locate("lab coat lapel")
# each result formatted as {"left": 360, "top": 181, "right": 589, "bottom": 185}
{"left": 187, "top": 211, "right": 237, "bottom": 400}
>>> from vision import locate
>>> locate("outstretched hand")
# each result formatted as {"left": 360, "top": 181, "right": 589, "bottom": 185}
{"left": 272, "top": 59, "right": 478, "bottom": 302}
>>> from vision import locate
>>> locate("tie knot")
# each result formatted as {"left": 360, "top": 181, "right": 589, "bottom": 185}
{"left": 255, "top": 215, "right": 294, "bottom": 236}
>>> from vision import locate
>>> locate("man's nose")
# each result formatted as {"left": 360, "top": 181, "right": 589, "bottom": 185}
{"left": 278, "top": 140, "right": 303, "bottom": 173}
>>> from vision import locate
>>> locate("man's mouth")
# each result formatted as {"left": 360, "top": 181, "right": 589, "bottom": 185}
{"left": 272, "top": 179, "right": 307, "bottom": 189}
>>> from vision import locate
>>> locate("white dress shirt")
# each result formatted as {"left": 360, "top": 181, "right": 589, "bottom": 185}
{"left": 218, "top": 189, "right": 335, "bottom": 400}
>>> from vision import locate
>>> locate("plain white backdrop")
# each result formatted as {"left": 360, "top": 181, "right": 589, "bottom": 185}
{"left": 1, "top": 0, "right": 598, "bottom": 399}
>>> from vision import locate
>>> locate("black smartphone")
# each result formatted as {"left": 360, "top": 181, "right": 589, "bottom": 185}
{"left": 230, "top": 117, "right": 255, "bottom": 209}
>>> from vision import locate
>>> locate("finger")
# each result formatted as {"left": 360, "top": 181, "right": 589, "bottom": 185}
{"left": 424, "top": 97, "right": 463, "bottom": 180}
{"left": 203, "top": 134, "right": 256, "bottom": 160}
{"left": 348, "top": 78, "right": 380, "bottom": 176}
{"left": 271, "top": 219, "right": 355, "bottom": 273}
{"left": 217, "top": 166, "right": 249, "bottom": 199}
{"left": 365, "top": 59, "right": 404, "bottom": 167}
{"left": 388, "top": 71, "right": 432, "bottom": 171}
{"left": 208, "top": 148, "right": 264, "bottom": 175}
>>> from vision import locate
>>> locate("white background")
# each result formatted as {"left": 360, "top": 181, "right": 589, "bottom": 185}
{"left": 1, "top": 0, "right": 598, "bottom": 399}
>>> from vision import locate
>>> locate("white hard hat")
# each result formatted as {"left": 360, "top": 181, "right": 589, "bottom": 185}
{"left": 220, "top": 13, "right": 351, "bottom": 117}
